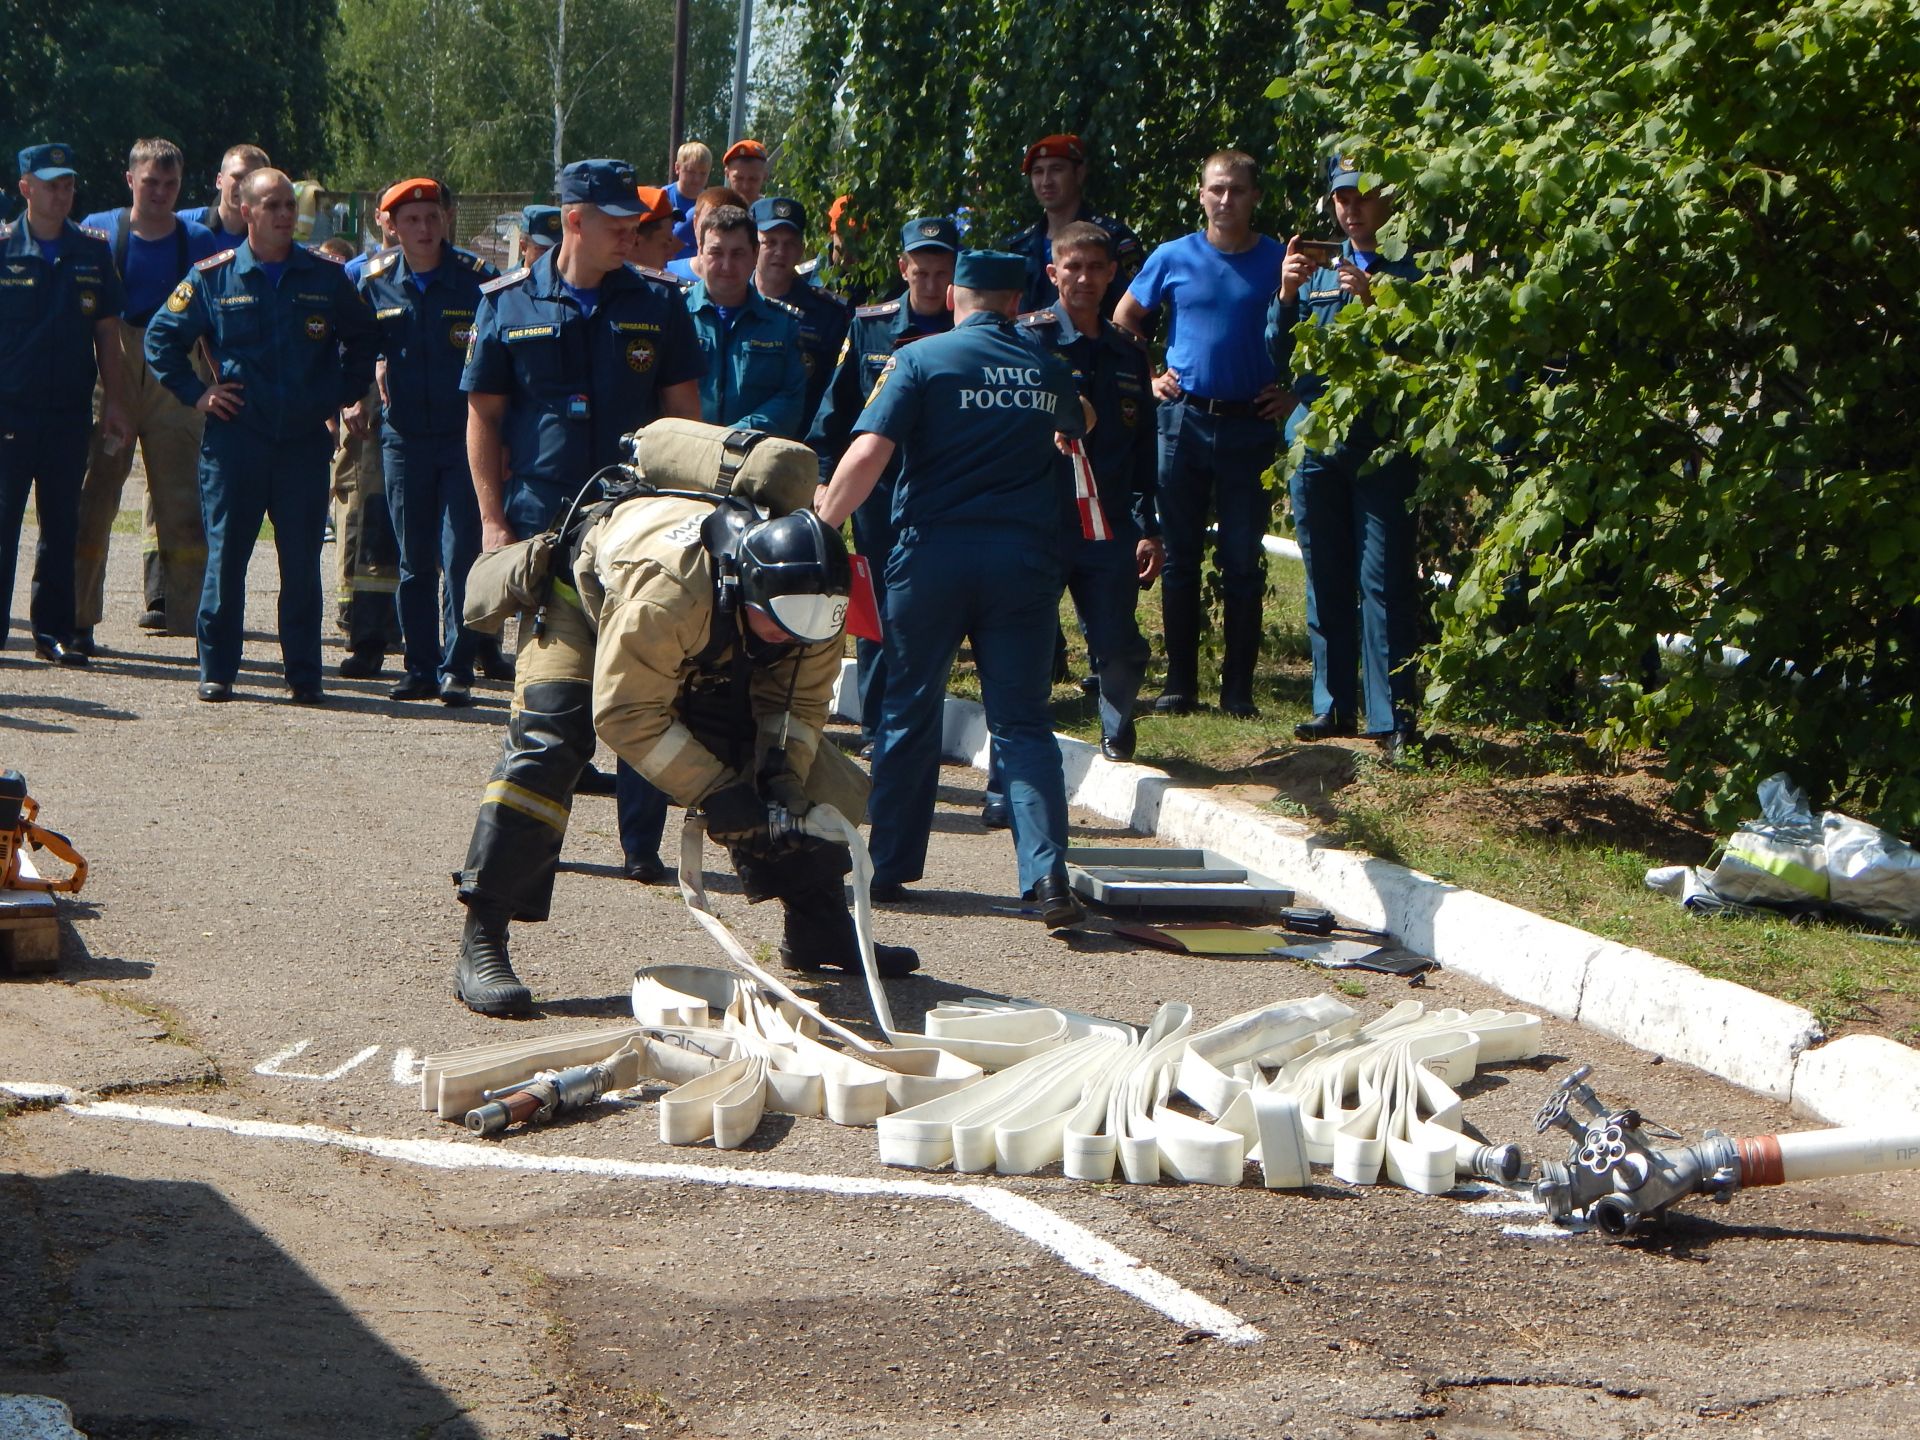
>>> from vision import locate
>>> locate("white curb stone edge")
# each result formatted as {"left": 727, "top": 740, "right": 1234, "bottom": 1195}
{"left": 829, "top": 662, "right": 1918, "bottom": 1126}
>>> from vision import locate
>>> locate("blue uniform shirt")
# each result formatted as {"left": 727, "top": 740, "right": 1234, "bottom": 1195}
{"left": 1004, "top": 205, "right": 1145, "bottom": 317}
{"left": 1126, "top": 232, "right": 1286, "bottom": 402}
{"left": 144, "top": 241, "right": 377, "bottom": 439}
{"left": 359, "top": 241, "right": 498, "bottom": 438}
{"left": 757, "top": 279, "right": 848, "bottom": 424}
{"left": 178, "top": 205, "right": 247, "bottom": 250}
{"left": 460, "top": 249, "right": 702, "bottom": 521}
{"left": 665, "top": 181, "right": 699, "bottom": 261}
{"left": 684, "top": 281, "right": 807, "bottom": 438}
{"left": 79, "top": 210, "right": 221, "bottom": 323}
{"left": 1018, "top": 307, "right": 1159, "bottom": 540}
{"left": 852, "top": 310, "right": 1084, "bottom": 542}
{"left": 807, "top": 299, "right": 951, "bottom": 486}
{"left": 0, "top": 217, "right": 123, "bottom": 413}
{"left": 1266, "top": 240, "right": 1423, "bottom": 445}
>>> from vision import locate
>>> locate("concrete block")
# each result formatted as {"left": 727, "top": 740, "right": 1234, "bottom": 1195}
{"left": 0, "top": 1395, "right": 86, "bottom": 1440}
{"left": 1792, "top": 1034, "right": 1920, "bottom": 1127}
{"left": 1575, "top": 948, "right": 1822, "bottom": 1099}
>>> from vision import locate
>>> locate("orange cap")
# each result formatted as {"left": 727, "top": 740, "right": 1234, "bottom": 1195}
{"left": 633, "top": 184, "right": 674, "bottom": 224}
{"left": 828, "top": 194, "right": 853, "bottom": 236}
{"left": 723, "top": 139, "right": 769, "bottom": 166}
{"left": 1021, "top": 133, "right": 1086, "bottom": 174}
{"left": 379, "top": 177, "right": 444, "bottom": 213}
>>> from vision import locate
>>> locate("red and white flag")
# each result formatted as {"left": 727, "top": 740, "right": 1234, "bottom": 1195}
{"left": 1067, "top": 439, "right": 1111, "bottom": 542}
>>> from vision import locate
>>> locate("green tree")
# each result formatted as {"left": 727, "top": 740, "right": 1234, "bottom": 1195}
{"left": 0, "top": 0, "right": 348, "bottom": 212}
{"left": 1270, "top": 0, "right": 1920, "bottom": 825}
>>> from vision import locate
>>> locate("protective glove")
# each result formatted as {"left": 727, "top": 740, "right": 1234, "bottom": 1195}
{"left": 761, "top": 769, "right": 813, "bottom": 821}
{"left": 701, "top": 782, "right": 769, "bottom": 843}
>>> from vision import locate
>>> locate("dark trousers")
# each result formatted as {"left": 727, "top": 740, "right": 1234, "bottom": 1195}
{"left": 197, "top": 422, "right": 334, "bottom": 689}
{"left": 1290, "top": 446, "right": 1419, "bottom": 732}
{"left": 849, "top": 489, "right": 897, "bottom": 742}
{"left": 615, "top": 762, "right": 670, "bottom": 864}
{"left": 0, "top": 408, "right": 90, "bottom": 646}
{"left": 383, "top": 429, "right": 481, "bottom": 685}
{"left": 1155, "top": 403, "right": 1276, "bottom": 698}
{"left": 870, "top": 534, "right": 1069, "bottom": 895}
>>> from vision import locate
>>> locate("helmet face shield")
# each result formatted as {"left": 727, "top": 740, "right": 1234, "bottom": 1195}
{"left": 756, "top": 591, "right": 850, "bottom": 645}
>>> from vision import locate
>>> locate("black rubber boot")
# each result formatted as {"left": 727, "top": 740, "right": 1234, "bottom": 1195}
{"left": 455, "top": 907, "right": 533, "bottom": 1017}
{"left": 1154, "top": 578, "right": 1202, "bottom": 712}
{"left": 1219, "top": 595, "right": 1263, "bottom": 718}
{"left": 778, "top": 886, "right": 920, "bottom": 978}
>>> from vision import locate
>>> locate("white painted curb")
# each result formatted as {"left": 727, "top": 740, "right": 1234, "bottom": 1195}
{"left": 830, "top": 661, "right": 1920, "bottom": 1120}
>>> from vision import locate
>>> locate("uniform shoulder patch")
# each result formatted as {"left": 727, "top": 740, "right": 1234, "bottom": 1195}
{"left": 452, "top": 245, "right": 486, "bottom": 270}
{"left": 308, "top": 243, "right": 346, "bottom": 265}
{"left": 855, "top": 299, "right": 900, "bottom": 318}
{"left": 365, "top": 249, "right": 400, "bottom": 276}
{"left": 794, "top": 257, "right": 819, "bottom": 276}
{"left": 1103, "top": 321, "right": 1151, "bottom": 351}
{"left": 196, "top": 249, "right": 237, "bottom": 271}
{"left": 1006, "top": 221, "right": 1042, "bottom": 247}
{"left": 1017, "top": 308, "right": 1060, "bottom": 328}
{"left": 636, "top": 264, "right": 691, "bottom": 290}
{"left": 481, "top": 266, "right": 530, "bottom": 295}
{"left": 78, "top": 224, "right": 109, "bottom": 242}
{"left": 763, "top": 294, "right": 802, "bottom": 319}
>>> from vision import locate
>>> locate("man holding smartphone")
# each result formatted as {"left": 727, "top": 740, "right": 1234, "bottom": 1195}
{"left": 1268, "top": 156, "right": 1425, "bottom": 761}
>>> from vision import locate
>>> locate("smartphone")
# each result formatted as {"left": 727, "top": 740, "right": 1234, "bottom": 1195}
{"left": 1296, "top": 238, "right": 1343, "bottom": 267}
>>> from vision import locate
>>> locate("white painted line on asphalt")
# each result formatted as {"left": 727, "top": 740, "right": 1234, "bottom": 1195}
{"left": 253, "top": 1039, "right": 381, "bottom": 1081}
{"left": 53, "top": 1095, "right": 1265, "bottom": 1346}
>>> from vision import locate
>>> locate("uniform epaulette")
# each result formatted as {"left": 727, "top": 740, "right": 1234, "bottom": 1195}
{"left": 794, "top": 258, "right": 819, "bottom": 277}
{"left": 365, "top": 249, "right": 400, "bottom": 276}
{"left": 855, "top": 299, "right": 900, "bottom": 318}
{"left": 452, "top": 245, "right": 485, "bottom": 269}
{"left": 196, "top": 249, "right": 237, "bottom": 271}
{"left": 763, "top": 294, "right": 802, "bottom": 319}
{"left": 0, "top": 222, "right": 12, "bottom": 241}
{"left": 78, "top": 224, "right": 109, "bottom": 242}
{"left": 1104, "top": 321, "right": 1152, "bottom": 351}
{"left": 481, "top": 266, "right": 529, "bottom": 294}
{"left": 636, "top": 264, "right": 691, "bottom": 290}
{"left": 1017, "top": 308, "right": 1059, "bottom": 328}
{"left": 309, "top": 244, "right": 346, "bottom": 265}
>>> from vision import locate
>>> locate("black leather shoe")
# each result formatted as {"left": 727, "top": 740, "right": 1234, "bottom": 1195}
{"left": 1294, "top": 712, "right": 1357, "bottom": 742}
{"left": 623, "top": 853, "right": 669, "bottom": 884}
{"left": 33, "top": 637, "right": 88, "bottom": 667}
{"left": 136, "top": 607, "right": 168, "bottom": 631}
{"left": 437, "top": 677, "right": 472, "bottom": 708}
{"left": 455, "top": 910, "right": 533, "bottom": 1017}
{"left": 337, "top": 647, "right": 384, "bottom": 679}
{"left": 388, "top": 673, "right": 438, "bottom": 701}
{"left": 870, "top": 880, "right": 911, "bottom": 903}
{"left": 1220, "top": 695, "right": 1259, "bottom": 719}
{"left": 474, "top": 646, "right": 516, "bottom": 682}
{"left": 1151, "top": 692, "right": 1196, "bottom": 716}
{"left": 197, "top": 681, "right": 233, "bottom": 702}
{"left": 1079, "top": 674, "right": 1100, "bottom": 699}
{"left": 71, "top": 629, "right": 101, "bottom": 658}
{"left": 574, "top": 763, "right": 617, "bottom": 796}
{"left": 1376, "top": 726, "right": 1423, "bottom": 767}
{"left": 288, "top": 685, "right": 327, "bottom": 706}
{"left": 1028, "top": 873, "right": 1085, "bottom": 931}
{"left": 980, "top": 797, "right": 1011, "bottom": 829}
{"left": 1101, "top": 722, "right": 1137, "bottom": 762}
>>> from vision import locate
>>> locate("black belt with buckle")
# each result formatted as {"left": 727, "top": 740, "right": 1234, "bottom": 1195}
{"left": 1181, "top": 393, "right": 1263, "bottom": 419}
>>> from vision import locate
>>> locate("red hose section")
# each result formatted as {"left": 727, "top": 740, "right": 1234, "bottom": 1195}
{"left": 1737, "top": 1134, "right": 1786, "bottom": 1188}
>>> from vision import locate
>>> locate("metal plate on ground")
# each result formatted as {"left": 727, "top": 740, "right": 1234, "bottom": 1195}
{"left": 1066, "top": 846, "right": 1295, "bottom": 911}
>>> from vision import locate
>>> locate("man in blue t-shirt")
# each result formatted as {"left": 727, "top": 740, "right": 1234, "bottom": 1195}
{"left": 72, "top": 137, "right": 222, "bottom": 647}
{"left": 1114, "top": 149, "right": 1289, "bottom": 719}
{"left": 177, "top": 143, "right": 268, "bottom": 249}
{"left": 662, "top": 141, "right": 710, "bottom": 262}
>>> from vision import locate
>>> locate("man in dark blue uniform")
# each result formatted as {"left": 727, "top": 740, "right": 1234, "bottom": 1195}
{"left": 1, "top": 143, "right": 131, "bottom": 664}
{"left": 806, "top": 216, "right": 955, "bottom": 745}
{"left": 817, "top": 250, "right": 1090, "bottom": 929}
{"left": 145, "top": 167, "right": 378, "bottom": 703}
{"left": 177, "top": 143, "right": 268, "bottom": 248}
{"left": 1115, "top": 149, "right": 1289, "bottom": 719}
{"left": 353, "top": 177, "right": 499, "bottom": 705}
{"left": 1005, "top": 133, "right": 1144, "bottom": 318}
{"left": 1270, "top": 157, "right": 1425, "bottom": 760}
{"left": 750, "top": 196, "right": 848, "bottom": 422}
{"left": 518, "top": 203, "right": 561, "bottom": 269}
{"left": 451, "top": 157, "right": 705, "bottom": 1015}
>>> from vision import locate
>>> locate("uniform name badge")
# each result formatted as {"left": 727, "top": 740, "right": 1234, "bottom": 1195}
{"left": 568, "top": 393, "right": 591, "bottom": 420}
